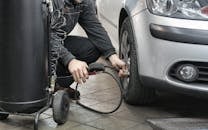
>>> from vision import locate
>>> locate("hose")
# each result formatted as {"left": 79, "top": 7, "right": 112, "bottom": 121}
{"left": 56, "top": 63, "right": 124, "bottom": 114}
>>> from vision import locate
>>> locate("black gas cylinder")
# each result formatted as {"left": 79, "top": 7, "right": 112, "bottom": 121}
{"left": 0, "top": 0, "right": 49, "bottom": 113}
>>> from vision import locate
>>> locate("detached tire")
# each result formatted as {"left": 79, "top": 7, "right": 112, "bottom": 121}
{"left": 119, "top": 17, "right": 156, "bottom": 105}
{"left": 0, "top": 108, "right": 9, "bottom": 120}
{"left": 53, "top": 90, "right": 70, "bottom": 125}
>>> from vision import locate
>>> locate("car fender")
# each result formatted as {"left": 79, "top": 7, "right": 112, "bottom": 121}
{"left": 120, "top": 0, "right": 147, "bottom": 76}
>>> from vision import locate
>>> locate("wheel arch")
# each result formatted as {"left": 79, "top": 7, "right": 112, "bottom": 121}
{"left": 119, "top": 8, "right": 140, "bottom": 75}
{"left": 118, "top": 11, "right": 156, "bottom": 104}
{"left": 119, "top": 8, "right": 129, "bottom": 35}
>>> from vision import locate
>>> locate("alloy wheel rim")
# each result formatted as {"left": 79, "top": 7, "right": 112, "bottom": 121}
{"left": 120, "top": 30, "right": 130, "bottom": 90}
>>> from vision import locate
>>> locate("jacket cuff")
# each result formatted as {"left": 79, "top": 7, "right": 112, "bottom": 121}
{"left": 62, "top": 54, "right": 76, "bottom": 67}
{"left": 103, "top": 49, "right": 116, "bottom": 59}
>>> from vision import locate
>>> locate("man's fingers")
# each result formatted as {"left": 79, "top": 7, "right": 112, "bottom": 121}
{"left": 68, "top": 59, "right": 89, "bottom": 84}
{"left": 122, "top": 64, "right": 127, "bottom": 70}
{"left": 72, "top": 72, "right": 78, "bottom": 83}
{"left": 73, "top": 68, "right": 89, "bottom": 84}
{"left": 81, "top": 63, "right": 89, "bottom": 82}
{"left": 119, "top": 70, "right": 128, "bottom": 77}
{"left": 118, "top": 70, "right": 123, "bottom": 77}
{"left": 119, "top": 69, "right": 126, "bottom": 77}
{"left": 78, "top": 66, "right": 89, "bottom": 83}
{"left": 83, "top": 68, "right": 89, "bottom": 79}
{"left": 122, "top": 65, "right": 128, "bottom": 74}
{"left": 79, "top": 69, "right": 87, "bottom": 83}
{"left": 78, "top": 69, "right": 84, "bottom": 79}
{"left": 112, "top": 63, "right": 120, "bottom": 70}
{"left": 75, "top": 70, "right": 81, "bottom": 83}
{"left": 85, "top": 63, "right": 89, "bottom": 69}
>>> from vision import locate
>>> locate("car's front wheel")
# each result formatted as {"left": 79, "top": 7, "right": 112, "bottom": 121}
{"left": 119, "top": 17, "right": 156, "bottom": 105}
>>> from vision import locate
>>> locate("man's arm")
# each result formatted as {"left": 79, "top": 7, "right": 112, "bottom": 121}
{"left": 50, "top": 0, "right": 90, "bottom": 83}
{"left": 51, "top": 32, "right": 89, "bottom": 83}
{"left": 78, "top": 0, "right": 116, "bottom": 58}
{"left": 78, "top": 0, "right": 127, "bottom": 77}
{"left": 50, "top": 32, "right": 75, "bottom": 66}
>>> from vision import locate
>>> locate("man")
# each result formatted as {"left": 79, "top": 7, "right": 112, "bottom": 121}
{"left": 50, "top": 0, "right": 127, "bottom": 99}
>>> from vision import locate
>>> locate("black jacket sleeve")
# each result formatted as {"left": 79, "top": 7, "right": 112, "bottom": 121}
{"left": 51, "top": 0, "right": 76, "bottom": 66}
{"left": 50, "top": 32, "right": 75, "bottom": 66}
{"left": 78, "top": 0, "right": 116, "bottom": 59}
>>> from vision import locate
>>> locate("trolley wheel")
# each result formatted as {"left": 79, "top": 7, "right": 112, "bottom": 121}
{"left": 0, "top": 109, "right": 9, "bottom": 120}
{"left": 52, "top": 90, "right": 70, "bottom": 125}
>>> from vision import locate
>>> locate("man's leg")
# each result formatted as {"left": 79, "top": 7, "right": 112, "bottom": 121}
{"left": 56, "top": 36, "right": 101, "bottom": 98}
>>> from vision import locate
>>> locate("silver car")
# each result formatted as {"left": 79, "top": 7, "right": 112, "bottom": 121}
{"left": 96, "top": 0, "right": 208, "bottom": 105}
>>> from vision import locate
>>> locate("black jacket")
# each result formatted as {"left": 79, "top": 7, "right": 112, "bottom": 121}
{"left": 51, "top": 0, "right": 116, "bottom": 66}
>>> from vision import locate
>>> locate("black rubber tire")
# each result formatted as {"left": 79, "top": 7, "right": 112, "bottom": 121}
{"left": 0, "top": 108, "right": 9, "bottom": 120}
{"left": 52, "top": 90, "right": 70, "bottom": 125}
{"left": 119, "top": 17, "right": 156, "bottom": 105}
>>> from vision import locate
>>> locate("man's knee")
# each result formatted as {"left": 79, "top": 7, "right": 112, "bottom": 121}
{"left": 64, "top": 36, "right": 101, "bottom": 63}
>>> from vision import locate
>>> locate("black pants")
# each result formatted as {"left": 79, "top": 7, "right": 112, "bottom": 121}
{"left": 56, "top": 36, "right": 101, "bottom": 87}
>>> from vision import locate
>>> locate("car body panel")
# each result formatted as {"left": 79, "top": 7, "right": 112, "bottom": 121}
{"left": 96, "top": 0, "right": 122, "bottom": 44}
{"left": 96, "top": 0, "right": 147, "bottom": 44}
{"left": 124, "top": 0, "right": 146, "bottom": 16}
{"left": 132, "top": 10, "right": 208, "bottom": 92}
{"left": 97, "top": 0, "right": 208, "bottom": 96}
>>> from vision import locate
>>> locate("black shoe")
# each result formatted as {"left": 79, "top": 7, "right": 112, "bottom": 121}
{"left": 55, "top": 85, "right": 80, "bottom": 100}
{"left": 66, "top": 87, "right": 80, "bottom": 100}
{"left": 54, "top": 85, "right": 65, "bottom": 92}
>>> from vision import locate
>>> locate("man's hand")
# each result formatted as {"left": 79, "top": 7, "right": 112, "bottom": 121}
{"left": 68, "top": 59, "right": 89, "bottom": 84}
{"left": 109, "top": 54, "right": 128, "bottom": 77}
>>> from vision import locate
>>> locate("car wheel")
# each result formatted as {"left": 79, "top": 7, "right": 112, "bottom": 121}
{"left": 119, "top": 17, "right": 156, "bottom": 105}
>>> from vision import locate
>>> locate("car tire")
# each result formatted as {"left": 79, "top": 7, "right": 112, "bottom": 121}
{"left": 119, "top": 17, "right": 156, "bottom": 105}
